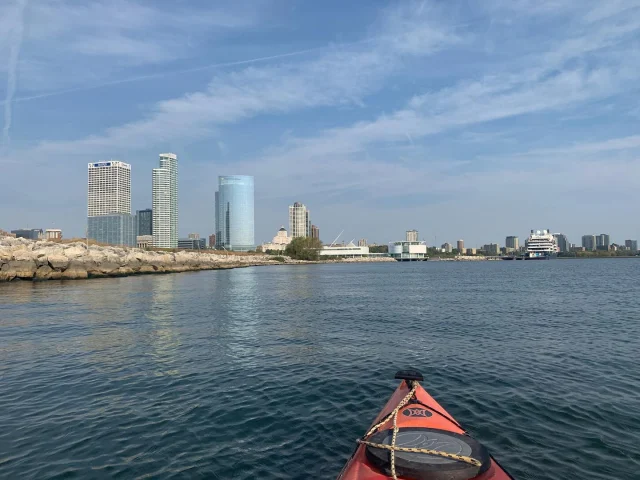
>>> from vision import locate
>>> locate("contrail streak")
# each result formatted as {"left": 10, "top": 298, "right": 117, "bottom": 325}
{"left": 2, "top": 0, "right": 28, "bottom": 145}
{"left": 3, "top": 46, "right": 326, "bottom": 106}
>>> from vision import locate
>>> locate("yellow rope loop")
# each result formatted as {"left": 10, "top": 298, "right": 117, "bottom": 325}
{"left": 359, "top": 380, "right": 481, "bottom": 479}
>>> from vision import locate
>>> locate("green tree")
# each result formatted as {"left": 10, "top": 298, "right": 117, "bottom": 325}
{"left": 285, "top": 236, "right": 322, "bottom": 260}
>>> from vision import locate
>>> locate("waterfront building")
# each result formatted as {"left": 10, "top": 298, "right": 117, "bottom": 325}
{"left": 554, "top": 233, "right": 570, "bottom": 253}
{"left": 358, "top": 239, "right": 368, "bottom": 247}
{"left": 87, "top": 161, "right": 135, "bottom": 246}
{"left": 320, "top": 242, "right": 369, "bottom": 258}
{"left": 208, "top": 234, "right": 216, "bottom": 249}
{"left": 88, "top": 161, "right": 131, "bottom": 216}
{"left": 136, "top": 208, "right": 152, "bottom": 236}
{"left": 261, "top": 226, "right": 292, "bottom": 252}
{"left": 505, "top": 236, "right": 519, "bottom": 250}
{"left": 581, "top": 235, "right": 596, "bottom": 251}
{"left": 187, "top": 233, "right": 200, "bottom": 240}
{"left": 215, "top": 175, "right": 254, "bottom": 251}
{"left": 596, "top": 233, "right": 610, "bottom": 250}
{"left": 178, "top": 238, "right": 205, "bottom": 249}
{"left": 625, "top": 240, "right": 638, "bottom": 251}
{"left": 441, "top": 242, "right": 452, "bottom": 253}
{"left": 152, "top": 153, "right": 178, "bottom": 248}
{"left": 88, "top": 214, "right": 136, "bottom": 246}
{"left": 311, "top": 224, "right": 320, "bottom": 240}
{"left": 45, "top": 229, "right": 62, "bottom": 240}
{"left": 289, "top": 202, "right": 310, "bottom": 238}
{"left": 483, "top": 243, "right": 500, "bottom": 256}
{"left": 389, "top": 240, "right": 427, "bottom": 261}
{"left": 137, "top": 235, "right": 153, "bottom": 249}
{"left": 466, "top": 248, "right": 477, "bottom": 255}
{"left": 457, "top": 240, "right": 464, "bottom": 252}
{"left": 406, "top": 230, "right": 419, "bottom": 242}
{"left": 11, "top": 228, "right": 43, "bottom": 240}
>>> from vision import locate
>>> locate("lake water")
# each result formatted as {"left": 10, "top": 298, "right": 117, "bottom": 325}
{"left": 1, "top": 260, "right": 639, "bottom": 479}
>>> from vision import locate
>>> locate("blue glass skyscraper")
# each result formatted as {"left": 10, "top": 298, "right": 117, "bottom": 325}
{"left": 215, "top": 175, "right": 254, "bottom": 251}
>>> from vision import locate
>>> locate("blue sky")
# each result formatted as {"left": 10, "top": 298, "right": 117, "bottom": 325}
{"left": 1, "top": 0, "right": 639, "bottom": 247}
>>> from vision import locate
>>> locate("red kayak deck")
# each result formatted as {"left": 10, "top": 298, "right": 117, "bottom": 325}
{"left": 338, "top": 374, "right": 512, "bottom": 480}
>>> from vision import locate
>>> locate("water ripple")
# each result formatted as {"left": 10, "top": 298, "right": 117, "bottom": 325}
{"left": 1, "top": 261, "right": 640, "bottom": 479}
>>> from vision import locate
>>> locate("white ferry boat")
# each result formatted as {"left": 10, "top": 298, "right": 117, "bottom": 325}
{"left": 525, "top": 229, "right": 558, "bottom": 260}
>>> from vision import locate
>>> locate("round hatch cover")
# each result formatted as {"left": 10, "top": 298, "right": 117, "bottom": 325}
{"left": 365, "top": 427, "right": 491, "bottom": 480}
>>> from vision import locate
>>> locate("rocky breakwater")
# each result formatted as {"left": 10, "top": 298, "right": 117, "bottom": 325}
{"left": 0, "top": 236, "right": 287, "bottom": 281}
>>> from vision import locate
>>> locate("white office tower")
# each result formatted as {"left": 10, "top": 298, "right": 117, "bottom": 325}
{"left": 87, "top": 161, "right": 136, "bottom": 246}
{"left": 88, "top": 161, "right": 131, "bottom": 216}
{"left": 152, "top": 153, "right": 178, "bottom": 248}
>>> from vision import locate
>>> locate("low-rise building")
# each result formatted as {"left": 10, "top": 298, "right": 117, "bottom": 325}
{"left": 11, "top": 228, "right": 43, "bottom": 240}
{"left": 625, "top": 239, "right": 638, "bottom": 251}
{"left": 466, "top": 248, "right": 477, "bottom": 255}
{"left": 441, "top": 242, "right": 452, "bottom": 253}
{"left": 358, "top": 239, "right": 368, "bottom": 247}
{"left": 137, "top": 235, "right": 153, "bottom": 249}
{"left": 320, "top": 242, "right": 369, "bottom": 257}
{"left": 178, "top": 238, "right": 206, "bottom": 249}
{"left": 45, "top": 229, "right": 63, "bottom": 240}
{"left": 209, "top": 234, "right": 216, "bottom": 249}
{"left": 261, "top": 226, "right": 292, "bottom": 252}
{"left": 389, "top": 240, "right": 427, "bottom": 261}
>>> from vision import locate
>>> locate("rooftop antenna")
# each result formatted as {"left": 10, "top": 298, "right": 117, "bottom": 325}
{"left": 330, "top": 230, "right": 344, "bottom": 247}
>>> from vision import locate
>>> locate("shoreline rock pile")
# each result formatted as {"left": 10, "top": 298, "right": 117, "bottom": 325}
{"left": 0, "top": 236, "right": 285, "bottom": 281}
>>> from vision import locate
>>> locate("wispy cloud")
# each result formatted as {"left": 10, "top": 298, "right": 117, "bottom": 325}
{"left": 2, "top": 0, "right": 27, "bottom": 146}
{"left": 1, "top": 47, "right": 326, "bottom": 106}
{"left": 27, "top": 2, "right": 463, "bottom": 154}
{"left": 0, "top": 0, "right": 264, "bottom": 95}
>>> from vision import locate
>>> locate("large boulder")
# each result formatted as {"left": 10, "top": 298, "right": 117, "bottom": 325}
{"left": 48, "top": 254, "right": 70, "bottom": 270}
{"left": 0, "top": 263, "right": 16, "bottom": 281}
{"left": 35, "top": 265, "right": 54, "bottom": 280}
{"left": 7, "top": 259, "right": 37, "bottom": 279}
{"left": 61, "top": 259, "right": 89, "bottom": 279}
{"left": 63, "top": 245, "right": 88, "bottom": 258}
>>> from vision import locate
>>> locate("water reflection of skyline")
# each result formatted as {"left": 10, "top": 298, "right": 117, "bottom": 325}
{"left": 223, "top": 266, "right": 326, "bottom": 369}
{"left": 146, "top": 274, "right": 181, "bottom": 376}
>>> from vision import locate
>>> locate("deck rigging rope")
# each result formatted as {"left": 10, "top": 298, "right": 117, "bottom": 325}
{"left": 356, "top": 380, "right": 482, "bottom": 480}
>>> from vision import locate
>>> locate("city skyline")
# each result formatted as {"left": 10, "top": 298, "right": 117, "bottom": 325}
{"left": 1, "top": 2, "right": 640, "bottom": 244}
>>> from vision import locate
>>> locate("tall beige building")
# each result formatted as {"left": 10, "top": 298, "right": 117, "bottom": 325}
{"left": 406, "top": 230, "right": 418, "bottom": 242}
{"left": 289, "top": 202, "right": 310, "bottom": 237}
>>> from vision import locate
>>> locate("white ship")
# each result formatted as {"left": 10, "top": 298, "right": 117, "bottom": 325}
{"left": 525, "top": 229, "right": 558, "bottom": 260}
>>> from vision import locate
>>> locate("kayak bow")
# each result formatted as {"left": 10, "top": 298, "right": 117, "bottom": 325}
{"left": 338, "top": 370, "right": 513, "bottom": 480}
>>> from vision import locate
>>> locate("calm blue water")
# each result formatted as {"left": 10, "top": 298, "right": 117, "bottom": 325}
{"left": 1, "top": 260, "right": 639, "bottom": 479}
